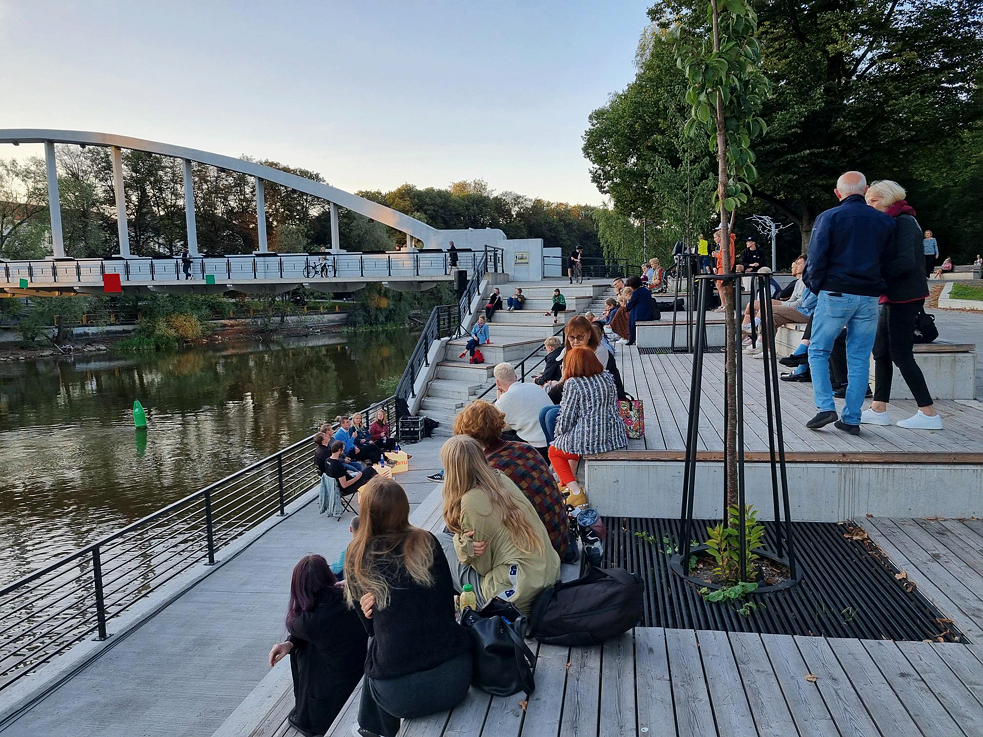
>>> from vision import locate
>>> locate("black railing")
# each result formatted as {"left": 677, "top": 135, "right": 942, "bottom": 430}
{"left": 473, "top": 324, "right": 567, "bottom": 402}
{"left": 395, "top": 304, "right": 458, "bottom": 400}
{"left": 0, "top": 245, "right": 501, "bottom": 692}
{"left": 543, "top": 255, "right": 630, "bottom": 280}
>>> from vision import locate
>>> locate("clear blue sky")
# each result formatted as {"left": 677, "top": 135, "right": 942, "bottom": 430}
{"left": 0, "top": 0, "right": 651, "bottom": 205}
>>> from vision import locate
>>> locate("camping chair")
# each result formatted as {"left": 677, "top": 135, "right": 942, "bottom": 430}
{"left": 340, "top": 489, "right": 359, "bottom": 516}
{"left": 318, "top": 474, "right": 345, "bottom": 520}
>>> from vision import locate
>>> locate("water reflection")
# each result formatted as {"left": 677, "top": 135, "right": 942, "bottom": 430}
{"left": 0, "top": 329, "right": 417, "bottom": 585}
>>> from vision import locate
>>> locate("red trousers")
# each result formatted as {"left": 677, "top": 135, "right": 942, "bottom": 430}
{"left": 548, "top": 446, "right": 581, "bottom": 486}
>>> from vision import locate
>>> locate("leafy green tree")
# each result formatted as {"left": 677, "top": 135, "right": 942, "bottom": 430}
{"left": 670, "top": 0, "right": 769, "bottom": 510}
{"left": 0, "top": 157, "right": 49, "bottom": 256}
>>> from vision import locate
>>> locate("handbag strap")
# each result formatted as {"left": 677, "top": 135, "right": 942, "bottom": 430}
{"left": 504, "top": 617, "right": 538, "bottom": 688}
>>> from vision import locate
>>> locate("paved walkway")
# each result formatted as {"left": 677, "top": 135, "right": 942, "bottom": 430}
{"left": 0, "top": 437, "right": 445, "bottom": 737}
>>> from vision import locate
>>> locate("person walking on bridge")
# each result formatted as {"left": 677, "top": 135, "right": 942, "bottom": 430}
{"left": 181, "top": 247, "right": 193, "bottom": 280}
{"left": 803, "top": 171, "right": 896, "bottom": 435}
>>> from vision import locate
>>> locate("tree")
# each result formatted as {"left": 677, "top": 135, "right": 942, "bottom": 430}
{"left": 670, "top": 0, "right": 770, "bottom": 512}
{"left": 0, "top": 157, "right": 50, "bottom": 257}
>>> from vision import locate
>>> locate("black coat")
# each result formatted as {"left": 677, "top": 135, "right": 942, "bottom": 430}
{"left": 883, "top": 213, "right": 930, "bottom": 303}
{"left": 287, "top": 589, "right": 368, "bottom": 736}
{"left": 535, "top": 345, "right": 564, "bottom": 385}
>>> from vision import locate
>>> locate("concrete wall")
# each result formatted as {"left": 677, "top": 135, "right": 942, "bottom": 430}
{"left": 428, "top": 228, "right": 508, "bottom": 250}
{"left": 775, "top": 324, "right": 977, "bottom": 400}
{"left": 499, "top": 238, "right": 544, "bottom": 282}
{"left": 586, "top": 458, "right": 983, "bottom": 522}
{"left": 544, "top": 248, "right": 562, "bottom": 277}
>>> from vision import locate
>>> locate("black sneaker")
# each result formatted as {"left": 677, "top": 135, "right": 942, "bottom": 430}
{"left": 833, "top": 384, "right": 873, "bottom": 399}
{"left": 780, "top": 370, "right": 811, "bottom": 383}
{"left": 834, "top": 420, "right": 860, "bottom": 436}
{"left": 427, "top": 472, "right": 444, "bottom": 481}
{"left": 806, "top": 410, "right": 838, "bottom": 429}
{"left": 779, "top": 352, "right": 808, "bottom": 367}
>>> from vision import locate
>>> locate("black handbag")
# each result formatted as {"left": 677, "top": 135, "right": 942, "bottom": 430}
{"left": 460, "top": 605, "right": 537, "bottom": 697}
{"left": 914, "top": 308, "right": 939, "bottom": 344}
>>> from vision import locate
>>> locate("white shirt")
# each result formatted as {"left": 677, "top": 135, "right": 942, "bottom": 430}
{"left": 495, "top": 382, "right": 553, "bottom": 447}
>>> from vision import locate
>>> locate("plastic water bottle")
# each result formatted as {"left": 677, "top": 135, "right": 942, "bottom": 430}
{"left": 394, "top": 441, "right": 401, "bottom": 453}
{"left": 460, "top": 584, "right": 478, "bottom": 612}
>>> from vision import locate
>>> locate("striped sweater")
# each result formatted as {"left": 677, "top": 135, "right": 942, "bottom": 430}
{"left": 552, "top": 372, "right": 628, "bottom": 456}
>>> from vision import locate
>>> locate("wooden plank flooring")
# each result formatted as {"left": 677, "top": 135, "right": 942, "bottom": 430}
{"left": 610, "top": 345, "right": 983, "bottom": 454}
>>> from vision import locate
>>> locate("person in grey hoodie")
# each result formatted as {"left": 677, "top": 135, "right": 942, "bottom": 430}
{"left": 861, "top": 180, "right": 942, "bottom": 430}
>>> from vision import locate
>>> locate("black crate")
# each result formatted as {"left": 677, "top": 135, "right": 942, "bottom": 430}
{"left": 398, "top": 416, "right": 425, "bottom": 444}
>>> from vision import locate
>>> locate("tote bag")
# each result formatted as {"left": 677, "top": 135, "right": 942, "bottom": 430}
{"left": 617, "top": 393, "right": 645, "bottom": 439}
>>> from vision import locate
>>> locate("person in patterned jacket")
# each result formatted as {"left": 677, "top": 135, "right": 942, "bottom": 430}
{"left": 453, "top": 400, "right": 575, "bottom": 562}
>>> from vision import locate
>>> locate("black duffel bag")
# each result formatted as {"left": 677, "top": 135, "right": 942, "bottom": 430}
{"left": 460, "top": 606, "right": 537, "bottom": 697}
{"left": 913, "top": 308, "right": 939, "bottom": 344}
{"left": 528, "top": 567, "right": 644, "bottom": 646}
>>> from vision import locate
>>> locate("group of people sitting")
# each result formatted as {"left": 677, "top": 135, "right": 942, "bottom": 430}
{"left": 603, "top": 276, "right": 657, "bottom": 346}
{"left": 274, "top": 412, "right": 584, "bottom": 737}
{"left": 314, "top": 410, "right": 404, "bottom": 496}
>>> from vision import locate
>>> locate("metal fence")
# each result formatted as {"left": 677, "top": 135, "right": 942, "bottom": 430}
{"left": 542, "top": 255, "right": 630, "bottom": 281}
{"left": 0, "top": 244, "right": 503, "bottom": 692}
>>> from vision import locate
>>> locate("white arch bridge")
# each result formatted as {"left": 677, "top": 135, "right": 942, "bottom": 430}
{"left": 0, "top": 130, "right": 516, "bottom": 296}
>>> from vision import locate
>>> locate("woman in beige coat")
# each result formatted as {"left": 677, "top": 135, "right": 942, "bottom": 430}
{"left": 437, "top": 435, "right": 560, "bottom": 614}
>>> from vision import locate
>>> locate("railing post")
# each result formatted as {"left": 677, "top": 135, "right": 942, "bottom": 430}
{"left": 91, "top": 546, "right": 108, "bottom": 640}
{"left": 203, "top": 491, "right": 216, "bottom": 565}
{"left": 276, "top": 455, "right": 286, "bottom": 516}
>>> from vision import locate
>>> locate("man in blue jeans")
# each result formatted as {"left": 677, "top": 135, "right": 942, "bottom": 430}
{"left": 803, "top": 171, "right": 896, "bottom": 435}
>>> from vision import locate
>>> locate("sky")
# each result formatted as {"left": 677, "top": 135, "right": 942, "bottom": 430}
{"left": 0, "top": 0, "right": 652, "bottom": 206}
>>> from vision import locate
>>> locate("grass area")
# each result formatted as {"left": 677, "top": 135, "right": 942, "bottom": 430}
{"left": 949, "top": 283, "right": 983, "bottom": 301}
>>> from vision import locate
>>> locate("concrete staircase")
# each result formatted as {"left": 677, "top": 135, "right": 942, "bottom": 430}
{"left": 419, "top": 281, "right": 612, "bottom": 436}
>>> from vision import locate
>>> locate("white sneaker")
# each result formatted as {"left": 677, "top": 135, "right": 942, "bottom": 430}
{"left": 861, "top": 408, "right": 891, "bottom": 426}
{"left": 743, "top": 343, "right": 759, "bottom": 354}
{"left": 896, "top": 411, "right": 943, "bottom": 430}
{"left": 752, "top": 350, "right": 766, "bottom": 359}
{"left": 617, "top": 338, "right": 630, "bottom": 345}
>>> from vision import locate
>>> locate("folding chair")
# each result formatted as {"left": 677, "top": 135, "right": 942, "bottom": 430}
{"left": 318, "top": 474, "right": 345, "bottom": 520}
{"left": 339, "top": 489, "right": 359, "bottom": 517}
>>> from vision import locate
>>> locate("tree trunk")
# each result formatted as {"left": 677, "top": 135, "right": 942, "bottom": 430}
{"left": 711, "top": 0, "right": 739, "bottom": 511}
{"left": 799, "top": 207, "right": 813, "bottom": 254}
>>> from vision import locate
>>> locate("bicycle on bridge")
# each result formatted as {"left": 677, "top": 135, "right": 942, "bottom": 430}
{"left": 303, "top": 256, "right": 335, "bottom": 279}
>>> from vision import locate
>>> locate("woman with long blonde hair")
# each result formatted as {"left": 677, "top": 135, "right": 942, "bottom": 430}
{"left": 438, "top": 435, "right": 559, "bottom": 615}
{"left": 344, "top": 477, "right": 471, "bottom": 737}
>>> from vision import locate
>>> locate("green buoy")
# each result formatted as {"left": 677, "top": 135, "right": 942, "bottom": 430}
{"left": 133, "top": 400, "right": 148, "bottom": 429}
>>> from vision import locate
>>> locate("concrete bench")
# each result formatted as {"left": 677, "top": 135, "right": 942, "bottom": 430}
{"left": 635, "top": 318, "right": 726, "bottom": 349}
{"left": 775, "top": 323, "right": 977, "bottom": 400}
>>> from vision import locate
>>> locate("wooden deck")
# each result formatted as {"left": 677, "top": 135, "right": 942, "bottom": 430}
{"left": 615, "top": 345, "right": 983, "bottom": 456}
{"left": 220, "top": 514, "right": 983, "bottom": 737}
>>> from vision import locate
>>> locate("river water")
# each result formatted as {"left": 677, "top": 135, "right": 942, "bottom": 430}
{"left": 0, "top": 329, "right": 417, "bottom": 586}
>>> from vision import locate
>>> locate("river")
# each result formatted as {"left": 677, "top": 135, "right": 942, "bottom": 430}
{"left": 0, "top": 328, "right": 418, "bottom": 586}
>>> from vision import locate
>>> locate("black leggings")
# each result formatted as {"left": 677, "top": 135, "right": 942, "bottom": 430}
{"left": 924, "top": 255, "right": 936, "bottom": 277}
{"left": 551, "top": 304, "right": 566, "bottom": 316}
{"left": 872, "top": 300, "right": 933, "bottom": 407}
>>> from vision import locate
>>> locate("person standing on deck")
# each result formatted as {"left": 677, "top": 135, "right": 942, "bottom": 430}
{"left": 803, "top": 171, "right": 896, "bottom": 436}
{"left": 448, "top": 241, "right": 458, "bottom": 270}
{"left": 922, "top": 230, "right": 938, "bottom": 277}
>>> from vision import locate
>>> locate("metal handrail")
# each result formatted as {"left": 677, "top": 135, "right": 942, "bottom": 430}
{"left": 473, "top": 324, "right": 567, "bottom": 402}
{"left": 543, "top": 254, "right": 630, "bottom": 279}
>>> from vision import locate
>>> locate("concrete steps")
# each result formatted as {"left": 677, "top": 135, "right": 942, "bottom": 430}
{"left": 498, "top": 296, "right": 594, "bottom": 313}
{"left": 447, "top": 338, "right": 544, "bottom": 364}
{"left": 490, "top": 309, "right": 580, "bottom": 324}
{"left": 426, "top": 378, "right": 480, "bottom": 400}
{"left": 435, "top": 361, "right": 495, "bottom": 382}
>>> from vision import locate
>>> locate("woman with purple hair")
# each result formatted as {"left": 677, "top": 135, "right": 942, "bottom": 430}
{"left": 268, "top": 554, "right": 368, "bottom": 736}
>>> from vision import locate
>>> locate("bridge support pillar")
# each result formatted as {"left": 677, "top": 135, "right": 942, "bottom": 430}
{"left": 110, "top": 146, "right": 131, "bottom": 257}
{"left": 329, "top": 202, "right": 340, "bottom": 253}
{"left": 183, "top": 159, "right": 199, "bottom": 256}
{"left": 255, "top": 177, "right": 268, "bottom": 253}
{"left": 44, "top": 141, "right": 66, "bottom": 259}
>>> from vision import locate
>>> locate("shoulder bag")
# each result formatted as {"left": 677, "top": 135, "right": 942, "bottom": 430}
{"left": 460, "top": 604, "right": 536, "bottom": 697}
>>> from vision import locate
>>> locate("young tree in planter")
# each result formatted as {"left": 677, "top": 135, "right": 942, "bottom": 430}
{"left": 668, "top": 0, "right": 769, "bottom": 510}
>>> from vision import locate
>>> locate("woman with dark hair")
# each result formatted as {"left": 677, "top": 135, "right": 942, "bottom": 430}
{"left": 346, "top": 478, "right": 471, "bottom": 737}
{"left": 484, "top": 287, "right": 503, "bottom": 321}
{"left": 268, "top": 555, "right": 367, "bottom": 737}
{"left": 621, "top": 275, "right": 654, "bottom": 346}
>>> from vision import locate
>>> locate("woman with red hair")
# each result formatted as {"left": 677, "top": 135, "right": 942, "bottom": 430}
{"left": 548, "top": 347, "right": 627, "bottom": 507}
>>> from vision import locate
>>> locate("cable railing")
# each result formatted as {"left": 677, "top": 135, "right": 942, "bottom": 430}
{"left": 543, "top": 255, "right": 630, "bottom": 281}
{"left": 0, "top": 391, "right": 398, "bottom": 694}
{"left": 0, "top": 243, "right": 501, "bottom": 693}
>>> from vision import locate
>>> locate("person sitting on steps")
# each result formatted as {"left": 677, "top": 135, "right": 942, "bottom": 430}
{"left": 545, "top": 288, "right": 566, "bottom": 325}
{"left": 484, "top": 288, "right": 503, "bottom": 321}
{"left": 506, "top": 287, "right": 525, "bottom": 311}
{"left": 460, "top": 315, "right": 489, "bottom": 360}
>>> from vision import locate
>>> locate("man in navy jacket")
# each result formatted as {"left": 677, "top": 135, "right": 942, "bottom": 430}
{"left": 622, "top": 275, "right": 659, "bottom": 345}
{"left": 803, "top": 171, "right": 896, "bottom": 435}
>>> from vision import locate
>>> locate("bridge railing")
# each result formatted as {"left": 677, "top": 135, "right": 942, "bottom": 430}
{"left": 1, "top": 250, "right": 487, "bottom": 287}
{"left": 542, "top": 255, "right": 630, "bottom": 280}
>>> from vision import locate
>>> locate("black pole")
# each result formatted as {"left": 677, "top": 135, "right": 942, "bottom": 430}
{"left": 203, "top": 491, "right": 216, "bottom": 565}
{"left": 758, "top": 276, "right": 783, "bottom": 558}
{"left": 276, "top": 455, "right": 286, "bottom": 516}
{"left": 92, "top": 546, "right": 108, "bottom": 640}
{"left": 734, "top": 274, "right": 748, "bottom": 583}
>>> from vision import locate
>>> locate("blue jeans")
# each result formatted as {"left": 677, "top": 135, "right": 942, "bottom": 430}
{"left": 539, "top": 405, "right": 560, "bottom": 445}
{"left": 807, "top": 291, "right": 879, "bottom": 426}
{"left": 507, "top": 297, "right": 522, "bottom": 309}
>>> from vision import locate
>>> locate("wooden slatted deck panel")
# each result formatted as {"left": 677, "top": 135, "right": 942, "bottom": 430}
{"left": 614, "top": 345, "right": 983, "bottom": 455}
{"left": 228, "top": 515, "right": 983, "bottom": 737}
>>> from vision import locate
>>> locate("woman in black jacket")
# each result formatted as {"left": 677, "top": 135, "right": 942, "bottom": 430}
{"left": 484, "top": 287, "right": 503, "bottom": 321}
{"left": 268, "top": 555, "right": 368, "bottom": 737}
{"left": 346, "top": 478, "right": 472, "bottom": 737}
{"left": 534, "top": 335, "right": 563, "bottom": 385}
{"left": 861, "top": 180, "right": 941, "bottom": 430}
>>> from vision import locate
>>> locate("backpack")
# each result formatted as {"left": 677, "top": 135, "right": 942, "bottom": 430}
{"left": 528, "top": 567, "right": 644, "bottom": 646}
{"left": 914, "top": 309, "right": 938, "bottom": 344}
{"left": 470, "top": 349, "right": 484, "bottom": 364}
